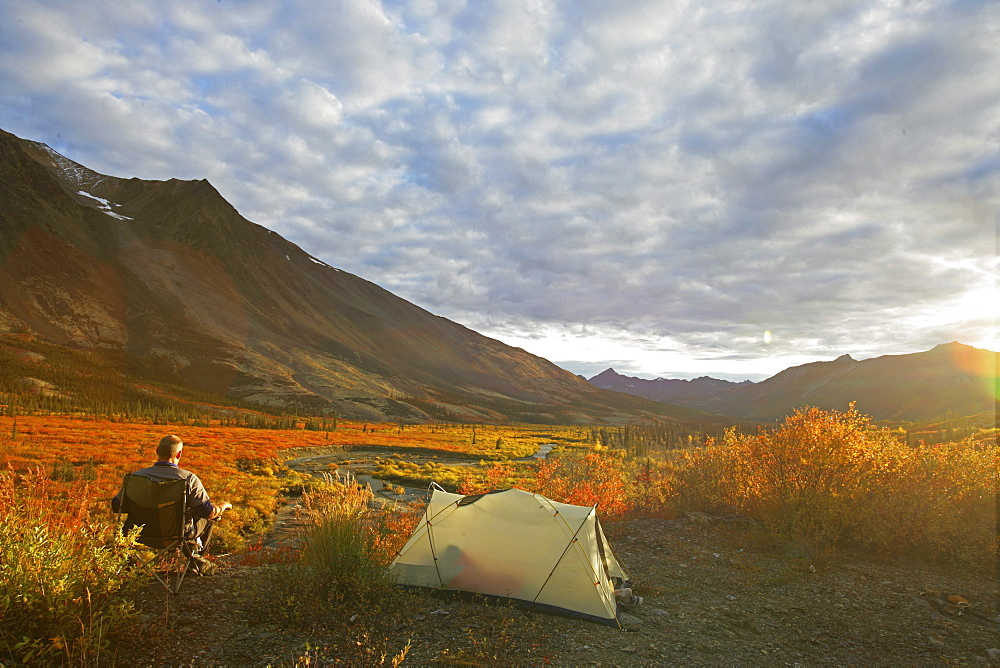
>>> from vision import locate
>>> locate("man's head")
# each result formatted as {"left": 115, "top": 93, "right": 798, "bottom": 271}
{"left": 157, "top": 434, "right": 183, "bottom": 462}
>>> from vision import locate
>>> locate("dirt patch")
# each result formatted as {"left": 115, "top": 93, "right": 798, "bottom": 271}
{"left": 115, "top": 515, "right": 998, "bottom": 666}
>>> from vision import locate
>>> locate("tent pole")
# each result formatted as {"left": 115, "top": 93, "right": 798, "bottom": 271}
{"left": 530, "top": 501, "right": 593, "bottom": 604}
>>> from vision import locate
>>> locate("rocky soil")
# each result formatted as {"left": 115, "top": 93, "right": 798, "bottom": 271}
{"left": 114, "top": 448, "right": 999, "bottom": 666}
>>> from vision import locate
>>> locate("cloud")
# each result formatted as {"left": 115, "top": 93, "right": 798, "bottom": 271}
{"left": 1, "top": 0, "right": 996, "bottom": 379}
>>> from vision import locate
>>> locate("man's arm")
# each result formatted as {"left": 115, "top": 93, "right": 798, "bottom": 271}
{"left": 208, "top": 501, "right": 233, "bottom": 519}
{"left": 110, "top": 479, "right": 125, "bottom": 513}
{"left": 186, "top": 472, "right": 231, "bottom": 519}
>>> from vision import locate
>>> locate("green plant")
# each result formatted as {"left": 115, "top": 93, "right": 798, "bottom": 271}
{"left": 241, "top": 480, "right": 403, "bottom": 627}
{"left": 0, "top": 467, "right": 143, "bottom": 666}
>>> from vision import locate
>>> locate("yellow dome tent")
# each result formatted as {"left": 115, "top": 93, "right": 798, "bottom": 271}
{"left": 389, "top": 487, "right": 630, "bottom": 626}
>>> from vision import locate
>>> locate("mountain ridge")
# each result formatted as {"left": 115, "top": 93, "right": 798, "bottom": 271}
{"left": 587, "top": 368, "right": 752, "bottom": 404}
{"left": 588, "top": 341, "right": 997, "bottom": 422}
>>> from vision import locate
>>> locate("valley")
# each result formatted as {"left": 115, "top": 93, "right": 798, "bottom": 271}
{"left": 1, "top": 404, "right": 995, "bottom": 664}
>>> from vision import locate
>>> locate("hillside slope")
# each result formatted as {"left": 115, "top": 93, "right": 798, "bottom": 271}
{"left": 0, "top": 128, "right": 725, "bottom": 424}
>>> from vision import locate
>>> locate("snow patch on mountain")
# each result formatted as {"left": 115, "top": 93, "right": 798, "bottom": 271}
{"left": 30, "top": 142, "right": 102, "bottom": 188}
{"left": 77, "top": 190, "right": 133, "bottom": 220}
{"left": 309, "top": 255, "right": 338, "bottom": 270}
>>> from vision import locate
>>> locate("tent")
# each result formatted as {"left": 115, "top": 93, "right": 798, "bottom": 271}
{"left": 389, "top": 487, "right": 630, "bottom": 626}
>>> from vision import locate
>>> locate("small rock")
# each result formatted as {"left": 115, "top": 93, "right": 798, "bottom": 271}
{"left": 622, "top": 645, "right": 638, "bottom": 653}
{"left": 413, "top": 614, "right": 426, "bottom": 621}
{"left": 619, "top": 611, "right": 643, "bottom": 627}
{"left": 213, "top": 589, "right": 224, "bottom": 595}
{"left": 726, "top": 595, "right": 737, "bottom": 601}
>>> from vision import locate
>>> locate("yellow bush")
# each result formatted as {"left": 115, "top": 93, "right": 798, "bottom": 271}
{"left": 855, "top": 438, "right": 996, "bottom": 567}
{"left": 618, "top": 406, "right": 995, "bottom": 570}
{"left": 719, "top": 406, "right": 899, "bottom": 554}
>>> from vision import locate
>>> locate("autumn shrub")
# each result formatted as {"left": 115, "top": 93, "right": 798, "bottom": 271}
{"left": 457, "top": 461, "right": 519, "bottom": 495}
{"left": 451, "top": 448, "right": 635, "bottom": 522}
{"left": 534, "top": 449, "right": 631, "bottom": 521}
{"left": 853, "top": 438, "right": 996, "bottom": 568}
{"left": 0, "top": 467, "right": 143, "bottom": 666}
{"left": 716, "top": 406, "right": 897, "bottom": 556}
{"left": 654, "top": 405, "right": 997, "bottom": 570}
{"left": 655, "top": 444, "right": 732, "bottom": 516}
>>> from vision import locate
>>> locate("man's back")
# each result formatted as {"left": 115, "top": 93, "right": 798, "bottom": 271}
{"left": 114, "top": 462, "right": 213, "bottom": 519}
{"left": 132, "top": 462, "right": 198, "bottom": 484}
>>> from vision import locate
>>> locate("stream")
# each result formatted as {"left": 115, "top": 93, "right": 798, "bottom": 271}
{"left": 264, "top": 443, "right": 557, "bottom": 547}
{"left": 283, "top": 442, "right": 557, "bottom": 501}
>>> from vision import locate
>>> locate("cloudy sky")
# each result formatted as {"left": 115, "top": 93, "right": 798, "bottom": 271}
{"left": 1, "top": 0, "right": 996, "bottom": 381}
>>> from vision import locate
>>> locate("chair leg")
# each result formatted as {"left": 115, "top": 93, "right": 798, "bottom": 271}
{"left": 142, "top": 553, "right": 175, "bottom": 594}
{"left": 172, "top": 557, "right": 188, "bottom": 594}
{"left": 200, "top": 519, "right": 217, "bottom": 552}
{"left": 135, "top": 544, "right": 195, "bottom": 594}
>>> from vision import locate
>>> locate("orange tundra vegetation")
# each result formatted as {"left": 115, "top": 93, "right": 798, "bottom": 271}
{"left": 2, "top": 407, "right": 995, "bottom": 570}
{"left": 0, "top": 415, "right": 322, "bottom": 548}
{"left": 456, "top": 406, "right": 994, "bottom": 570}
{"left": 0, "top": 415, "right": 588, "bottom": 548}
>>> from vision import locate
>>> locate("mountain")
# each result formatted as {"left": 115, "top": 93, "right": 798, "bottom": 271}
{"left": 589, "top": 369, "right": 751, "bottom": 403}
{"left": 0, "top": 128, "right": 732, "bottom": 424}
{"left": 588, "top": 343, "right": 998, "bottom": 423}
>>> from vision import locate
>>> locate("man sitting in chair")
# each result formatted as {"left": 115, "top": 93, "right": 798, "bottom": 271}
{"left": 112, "top": 434, "right": 232, "bottom": 575}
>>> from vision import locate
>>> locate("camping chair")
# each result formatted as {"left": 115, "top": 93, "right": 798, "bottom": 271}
{"left": 116, "top": 474, "right": 205, "bottom": 594}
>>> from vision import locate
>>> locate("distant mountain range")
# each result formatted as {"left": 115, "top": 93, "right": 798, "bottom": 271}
{"left": 589, "top": 342, "right": 998, "bottom": 422}
{"left": 0, "top": 128, "right": 728, "bottom": 424}
{"left": 589, "top": 370, "right": 753, "bottom": 403}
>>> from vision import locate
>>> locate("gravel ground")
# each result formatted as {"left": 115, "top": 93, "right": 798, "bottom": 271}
{"left": 115, "top": 515, "right": 999, "bottom": 666}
